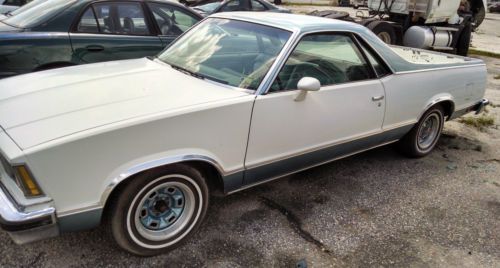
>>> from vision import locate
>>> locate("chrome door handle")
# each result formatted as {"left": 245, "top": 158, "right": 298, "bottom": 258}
{"left": 372, "top": 95, "right": 385, "bottom": 101}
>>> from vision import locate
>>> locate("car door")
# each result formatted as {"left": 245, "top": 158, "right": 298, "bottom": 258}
{"left": 146, "top": 2, "right": 201, "bottom": 47}
{"left": 69, "top": 1, "right": 163, "bottom": 64}
{"left": 244, "top": 33, "right": 387, "bottom": 185}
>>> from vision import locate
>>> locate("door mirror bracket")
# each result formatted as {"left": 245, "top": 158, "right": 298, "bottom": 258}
{"left": 294, "top": 77, "right": 321, "bottom": 102}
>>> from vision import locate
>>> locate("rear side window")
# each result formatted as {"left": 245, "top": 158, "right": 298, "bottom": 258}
{"left": 77, "top": 8, "right": 99, "bottom": 33}
{"left": 251, "top": 0, "right": 266, "bottom": 11}
{"left": 148, "top": 3, "right": 199, "bottom": 35}
{"left": 76, "top": 2, "right": 151, "bottom": 36}
{"left": 356, "top": 37, "right": 391, "bottom": 77}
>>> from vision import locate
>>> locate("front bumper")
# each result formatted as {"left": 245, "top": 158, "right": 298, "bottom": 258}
{"left": 0, "top": 183, "right": 59, "bottom": 244}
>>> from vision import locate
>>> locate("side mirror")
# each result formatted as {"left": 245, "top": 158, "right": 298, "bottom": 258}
{"left": 294, "top": 77, "right": 321, "bottom": 102}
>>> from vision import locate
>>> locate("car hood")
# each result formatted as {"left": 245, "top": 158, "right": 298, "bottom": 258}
{"left": 0, "top": 58, "right": 249, "bottom": 149}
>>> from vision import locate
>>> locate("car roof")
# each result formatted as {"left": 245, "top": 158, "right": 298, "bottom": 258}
{"left": 209, "top": 12, "right": 366, "bottom": 34}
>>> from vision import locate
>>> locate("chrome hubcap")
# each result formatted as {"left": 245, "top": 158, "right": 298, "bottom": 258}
{"left": 139, "top": 186, "right": 185, "bottom": 230}
{"left": 418, "top": 114, "right": 440, "bottom": 150}
{"left": 132, "top": 178, "right": 196, "bottom": 242}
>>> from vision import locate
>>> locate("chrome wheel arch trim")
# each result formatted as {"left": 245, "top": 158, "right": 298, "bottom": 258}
{"left": 418, "top": 95, "right": 455, "bottom": 122}
{"left": 98, "top": 154, "right": 233, "bottom": 209}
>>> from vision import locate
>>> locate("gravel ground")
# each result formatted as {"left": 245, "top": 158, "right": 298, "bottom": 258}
{"left": 1, "top": 38, "right": 499, "bottom": 268}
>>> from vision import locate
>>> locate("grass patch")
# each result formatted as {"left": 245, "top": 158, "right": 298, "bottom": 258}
{"left": 494, "top": 74, "right": 500, "bottom": 80}
{"left": 469, "top": 49, "right": 500, "bottom": 59}
{"left": 459, "top": 115, "right": 495, "bottom": 131}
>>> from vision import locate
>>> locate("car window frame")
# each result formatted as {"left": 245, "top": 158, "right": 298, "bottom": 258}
{"left": 71, "top": 0, "right": 157, "bottom": 37}
{"left": 352, "top": 33, "right": 393, "bottom": 78}
{"left": 145, "top": 1, "right": 201, "bottom": 37}
{"left": 250, "top": 0, "right": 268, "bottom": 11}
{"left": 264, "top": 31, "right": 379, "bottom": 94}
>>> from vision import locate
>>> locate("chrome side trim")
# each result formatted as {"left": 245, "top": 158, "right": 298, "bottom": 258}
{"left": 393, "top": 64, "right": 486, "bottom": 75}
{"left": 245, "top": 122, "right": 414, "bottom": 170}
{"left": 228, "top": 139, "right": 400, "bottom": 195}
{"left": 99, "top": 154, "right": 238, "bottom": 207}
{"left": 418, "top": 96, "right": 455, "bottom": 121}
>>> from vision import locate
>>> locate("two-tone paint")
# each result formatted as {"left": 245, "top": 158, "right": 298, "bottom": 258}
{"left": 0, "top": 12, "right": 488, "bottom": 242}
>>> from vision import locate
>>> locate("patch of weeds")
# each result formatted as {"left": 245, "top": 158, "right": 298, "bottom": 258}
{"left": 469, "top": 49, "right": 500, "bottom": 59}
{"left": 459, "top": 115, "right": 495, "bottom": 131}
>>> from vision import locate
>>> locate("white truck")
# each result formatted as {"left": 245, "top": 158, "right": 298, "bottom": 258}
{"left": 361, "top": 0, "right": 487, "bottom": 55}
{"left": 314, "top": 0, "right": 487, "bottom": 56}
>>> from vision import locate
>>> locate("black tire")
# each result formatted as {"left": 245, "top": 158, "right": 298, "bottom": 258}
{"left": 108, "top": 164, "right": 209, "bottom": 256}
{"left": 398, "top": 105, "right": 445, "bottom": 158}
{"left": 367, "top": 21, "right": 397, "bottom": 45}
{"left": 473, "top": 5, "right": 486, "bottom": 29}
{"left": 456, "top": 23, "right": 472, "bottom": 56}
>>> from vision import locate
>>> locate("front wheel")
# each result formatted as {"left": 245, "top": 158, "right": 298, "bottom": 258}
{"left": 398, "top": 105, "right": 445, "bottom": 158}
{"left": 108, "top": 164, "right": 209, "bottom": 256}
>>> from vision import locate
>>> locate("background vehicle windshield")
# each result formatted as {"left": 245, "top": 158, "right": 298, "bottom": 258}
{"left": 4, "top": 0, "right": 75, "bottom": 28}
{"left": 158, "top": 18, "right": 291, "bottom": 90}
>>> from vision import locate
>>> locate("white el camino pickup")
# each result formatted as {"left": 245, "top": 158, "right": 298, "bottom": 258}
{"left": 0, "top": 12, "right": 489, "bottom": 255}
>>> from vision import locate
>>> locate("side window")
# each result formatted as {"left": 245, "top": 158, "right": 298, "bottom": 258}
{"left": 221, "top": 0, "right": 242, "bottom": 11}
{"left": 77, "top": 7, "right": 99, "bottom": 33}
{"left": 148, "top": 3, "right": 199, "bottom": 35}
{"left": 357, "top": 38, "right": 391, "bottom": 77}
{"left": 251, "top": 0, "right": 267, "bottom": 11}
{"left": 91, "top": 2, "right": 150, "bottom": 35}
{"left": 270, "top": 34, "right": 373, "bottom": 92}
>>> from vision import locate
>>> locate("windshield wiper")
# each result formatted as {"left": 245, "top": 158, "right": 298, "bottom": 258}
{"left": 169, "top": 64, "right": 228, "bottom": 85}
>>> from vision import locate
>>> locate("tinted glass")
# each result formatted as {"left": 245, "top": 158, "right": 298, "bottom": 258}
{"left": 92, "top": 2, "right": 150, "bottom": 35}
{"left": 251, "top": 0, "right": 266, "bottom": 11}
{"left": 159, "top": 18, "right": 291, "bottom": 90}
{"left": 221, "top": 0, "right": 243, "bottom": 11}
{"left": 358, "top": 40, "right": 391, "bottom": 77}
{"left": 270, "top": 34, "right": 372, "bottom": 92}
{"left": 77, "top": 7, "right": 98, "bottom": 33}
{"left": 148, "top": 3, "right": 199, "bottom": 35}
{"left": 3, "top": 0, "right": 76, "bottom": 28}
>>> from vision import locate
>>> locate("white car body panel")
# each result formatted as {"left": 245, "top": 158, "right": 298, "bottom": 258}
{"left": 245, "top": 80, "right": 385, "bottom": 171}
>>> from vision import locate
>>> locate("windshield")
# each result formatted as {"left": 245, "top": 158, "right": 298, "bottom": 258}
{"left": 193, "top": 1, "right": 222, "bottom": 14}
{"left": 159, "top": 18, "right": 291, "bottom": 90}
{"left": 3, "top": 0, "right": 75, "bottom": 28}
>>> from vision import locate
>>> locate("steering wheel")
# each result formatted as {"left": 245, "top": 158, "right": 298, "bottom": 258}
{"left": 308, "top": 59, "right": 346, "bottom": 83}
{"left": 286, "top": 62, "right": 332, "bottom": 89}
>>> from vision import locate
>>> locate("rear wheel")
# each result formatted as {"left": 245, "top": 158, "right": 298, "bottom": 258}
{"left": 367, "top": 21, "right": 397, "bottom": 45}
{"left": 108, "top": 164, "right": 209, "bottom": 256}
{"left": 398, "top": 105, "right": 445, "bottom": 158}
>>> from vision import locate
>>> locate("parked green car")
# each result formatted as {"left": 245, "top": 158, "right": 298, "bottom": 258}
{"left": 0, "top": 0, "right": 202, "bottom": 79}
